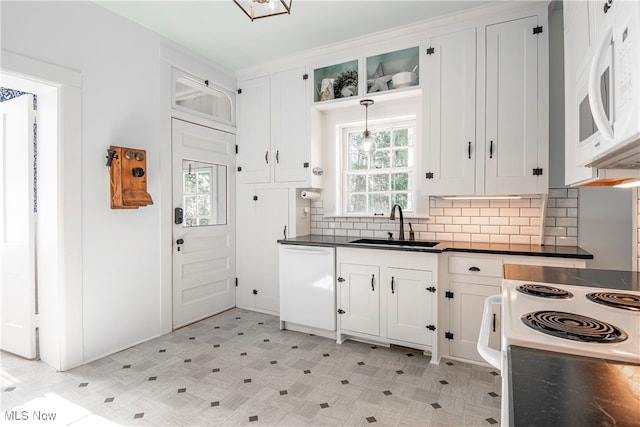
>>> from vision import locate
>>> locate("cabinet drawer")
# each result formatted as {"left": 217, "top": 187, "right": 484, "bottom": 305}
{"left": 448, "top": 256, "right": 503, "bottom": 278}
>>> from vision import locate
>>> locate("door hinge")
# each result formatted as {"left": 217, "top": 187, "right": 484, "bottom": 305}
{"left": 252, "top": 289, "right": 258, "bottom": 295}
{"left": 303, "top": 73, "right": 309, "bottom": 80}
{"left": 445, "top": 331, "right": 454, "bottom": 340}
{"left": 425, "top": 172, "right": 434, "bottom": 180}
{"left": 237, "top": 88, "right": 242, "bottom": 94}
{"left": 237, "top": 166, "right": 242, "bottom": 172}
{"left": 426, "top": 286, "right": 436, "bottom": 293}
{"left": 445, "top": 290, "right": 454, "bottom": 299}
{"left": 235, "top": 278, "right": 238, "bottom": 287}
{"left": 426, "top": 47, "right": 435, "bottom": 55}
{"left": 337, "top": 277, "right": 345, "bottom": 282}
{"left": 426, "top": 324, "right": 436, "bottom": 331}
{"left": 533, "top": 25, "right": 543, "bottom": 35}
{"left": 235, "top": 144, "right": 238, "bottom": 154}
{"left": 337, "top": 309, "right": 345, "bottom": 314}
{"left": 303, "top": 162, "right": 310, "bottom": 168}
{"left": 253, "top": 195, "right": 258, "bottom": 201}
{"left": 533, "top": 167, "right": 544, "bottom": 176}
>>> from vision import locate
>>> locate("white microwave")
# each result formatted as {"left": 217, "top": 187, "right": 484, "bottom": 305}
{"left": 576, "top": 0, "right": 640, "bottom": 169}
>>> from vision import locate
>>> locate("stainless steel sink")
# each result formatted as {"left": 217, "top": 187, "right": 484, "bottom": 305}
{"left": 350, "top": 238, "right": 440, "bottom": 248}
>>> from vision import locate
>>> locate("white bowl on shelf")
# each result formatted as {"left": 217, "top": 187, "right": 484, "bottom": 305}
{"left": 391, "top": 71, "right": 417, "bottom": 88}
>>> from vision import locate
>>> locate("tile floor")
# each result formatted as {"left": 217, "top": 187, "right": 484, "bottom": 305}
{"left": 1, "top": 308, "right": 501, "bottom": 426}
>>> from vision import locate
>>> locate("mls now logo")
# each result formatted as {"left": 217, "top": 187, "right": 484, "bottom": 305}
{"left": 4, "top": 410, "right": 57, "bottom": 421}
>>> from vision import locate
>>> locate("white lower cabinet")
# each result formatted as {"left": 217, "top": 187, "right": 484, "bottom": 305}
{"left": 236, "top": 186, "right": 289, "bottom": 314}
{"left": 336, "top": 248, "right": 438, "bottom": 360}
{"left": 440, "top": 253, "right": 587, "bottom": 364}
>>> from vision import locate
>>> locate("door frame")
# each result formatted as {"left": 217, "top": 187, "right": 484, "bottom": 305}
{"left": 1, "top": 50, "right": 83, "bottom": 371}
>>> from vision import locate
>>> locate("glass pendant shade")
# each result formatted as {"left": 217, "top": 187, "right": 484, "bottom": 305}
{"left": 234, "top": 0, "right": 292, "bottom": 21}
{"left": 358, "top": 99, "right": 375, "bottom": 155}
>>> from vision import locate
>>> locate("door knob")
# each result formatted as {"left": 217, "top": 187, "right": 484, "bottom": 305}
{"left": 176, "top": 239, "right": 184, "bottom": 244}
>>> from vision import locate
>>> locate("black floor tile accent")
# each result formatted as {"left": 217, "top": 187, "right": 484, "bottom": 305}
{"left": 490, "top": 371, "right": 500, "bottom": 376}
{"left": 406, "top": 353, "right": 414, "bottom": 357}
{"left": 122, "top": 364, "right": 131, "bottom": 369}
{"left": 213, "top": 344, "right": 220, "bottom": 348}
{"left": 383, "top": 390, "right": 392, "bottom": 396}
{"left": 4, "top": 387, "right": 16, "bottom": 392}
{"left": 488, "top": 392, "right": 499, "bottom": 397}
{"left": 104, "top": 397, "right": 114, "bottom": 403}
{"left": 320, "top": 403, "right": 329, "bottom": 409}
{"left": 358, "top": 361, "right": 365, "bottom": 366}
{"left": 240, "top": 352, "right": 247, "bottom": 356}
{"left": 280, "top": 390, "right": 288, "bottom": 395}
{"left": 184, "top": 359, "right": 191, "bottom": 363}
{"left": 446, "top": 361, "right": 454, "bottom": 366}
{"left": 396, "top": 370, "right": 404, "bottom": 374}
{"left": 134, "top": 413, "right": 144, "bottom": 419}
{"left": 366, "top": 416, "right": 377, "bottom": 423}
{"left": 211, "top": 401, "right": 220, "bottom": 407}
{"left": 78, "top": 383, "right": 88, "bottom": 387}
{"left": 244, "top": 378, "right": 252, "bottom": 383}
{"left": 291, "top": 345, "right": 298, "bottom": 349}
{"left": 323, "top": 353, "right": 330, "bottom": 357}
{"left": 439, "top": 380, "right": 448, "bottom": 385}
{"left": 486, "top": 417, "right": 498, "bottom": 425}
{"left": 264, "top": 339, "right": 270, "bottom": 342}
{"left": 159, "top": 349, "right": 166, "bottom": 353}
{"left": 189, "top": 337, "right": 195, "bottom": 340}
{"left": 212, "top": 368, "right": 220, "bottom": 373}
{"left": 249, "top": 415, "right": 258, "bottom": 422}
{"left": 303, "top": 369, "right": 311, "bottom": 374}
{"left": 148, "top": 376, "right": 157, "bottom": 381}
{"left": 270, "top": 360, "right": 277, "bottom": 365}
{"left": 431, "top": 403, "right": 441, "bottom": 409}
{"left": 177, "top": 388, "right": 186, "bottom": 393}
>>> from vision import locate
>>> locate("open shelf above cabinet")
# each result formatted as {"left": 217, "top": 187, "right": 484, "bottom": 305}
{"left": 313, "top": 59, "right": 359, "bottom": 103}
{"left": 366, "top": 46, "right": 419, "bottom": 94}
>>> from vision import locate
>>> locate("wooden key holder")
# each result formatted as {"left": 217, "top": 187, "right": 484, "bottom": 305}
{"left": 107, "top": 146, "right": 153, "bottom": 209}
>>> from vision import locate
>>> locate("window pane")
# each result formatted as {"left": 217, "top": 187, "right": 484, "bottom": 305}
{"left": 197, "top": 171, "right": 210, "bottom": 193}
{"left": 371, "top": 150, "right": 390, "bottom": 169}
{"left": 392, "top": 193, "right": 409, "bottom": 210}
{"left": 347, "top": 175, "right": 366, "bottom": 192}
{"left": 185, "top": 196, "right": 196, "bottom": 219}
{"left": 393, "top": 128, "right": 410, "bottom": 147}
{"left": 184, "top": 172, "right": 197, "bottom": 194}
{"left": 347, "top": 194, "right": 366, "bottom": 213}
{"left": 391, "top": 172, "right": 412, "bottom": 191}
{"left": 368, "top": 174, "right": 389, "bottom": 191}
{"left": 392, "top": 148, "right": 410, "bottom": 167}
{"left": 197, "top": 195, "right": 211, "bottom": 216}
{"left": 349, "top": 153, "right": 368, "bottom": 170}
{"left": 374, "top": 130, "right": 391, "bottom": 149}
{"left": 369, "top": 194, "right": 390, "bottom": 212}
{"left": 349, "top": 132, "right": 361, "bottom": 151}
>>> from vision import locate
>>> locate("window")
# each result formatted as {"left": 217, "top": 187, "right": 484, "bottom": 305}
{"left": 342, "top": 119, "right": 416, "bottom": 215}
{"left": 182, "top": 160, "right": 227, "bottom": 227}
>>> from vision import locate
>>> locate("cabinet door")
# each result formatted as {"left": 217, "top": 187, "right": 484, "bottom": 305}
{"left": 448, "top": 281, "right": 500, "bottom": 362}
{"left": 386, "top": 268, "right": 435, "bottom": 346}
{"left": 485, "top": 16, "right": 544, "bottom": 194}
{"left": 423, "top": 28, "right": 477, "bottom": 196}
{"left": 237, "top": 76, "right": 271, "bottom": 184}
{"left": 338, "top": 263, "right": 380, "bottom": 336}
{"left": 235, "top": 187, "right": 288, "bottom": 314}
{"left": 272, "top": 67, "right": 309, "bottom": 183}
{"left": 255, "top": 188, "right": 289, "bottom": 313}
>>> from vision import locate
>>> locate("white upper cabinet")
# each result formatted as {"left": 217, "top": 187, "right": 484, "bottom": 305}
{"left": 271, "top": 67, "right": 310, "bottom": 183}
{"left": 423, "top": 11, "right": 548, "bottom": 196}
{"left": 237, "top": 67, "right": 311, "bottom": 185}
{"left": 236, "top": 75, "right": 271, "bottom": 183}
{"left": 423, "top": 27, "right": 477, "bottom": 195}
{"left": 485, "top": 15, "right": 548, "bottom": 195}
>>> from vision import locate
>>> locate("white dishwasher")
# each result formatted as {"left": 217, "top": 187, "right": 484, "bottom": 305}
{"left": 278, "top": 244, "right": 336, "bottom": 331}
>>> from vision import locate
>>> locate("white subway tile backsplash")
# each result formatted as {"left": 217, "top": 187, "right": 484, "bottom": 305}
{"left": 311, "top": 189, "right": 581, "bottom": 247}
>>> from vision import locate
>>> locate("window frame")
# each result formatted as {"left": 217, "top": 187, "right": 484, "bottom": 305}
{"left": 339, "top": 116, "right": 418, "bottom": 217}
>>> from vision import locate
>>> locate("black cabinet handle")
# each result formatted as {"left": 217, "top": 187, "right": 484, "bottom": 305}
{"left": 265, "top": 150, "right": 269, "bottom": 164}
{"left": 391, "top": 277, "right": 395, "bottom": 294}
{"left": 283, "top": 225, "right": 287, "bottom": 239}
{"left": 468, "top": 141, "right": 472, "bottom": 159}
{"left": 371, "top": 274, "right": 375, "bottom": 291}
{"left": 276, "top": 150, "right": 280, "bottom": 163}
{"left": 492, "top": 313, "right": 497, "bottom": 332}
{"left": 489, "top": 140, "right": 494, "bottom": 159}
{"left": 469, "top": 266, "right": 480, "bottom": 272}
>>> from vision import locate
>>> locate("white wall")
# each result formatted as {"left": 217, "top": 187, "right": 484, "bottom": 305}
{"left": 1, "top": 1, "right": 236, "bottom": 363}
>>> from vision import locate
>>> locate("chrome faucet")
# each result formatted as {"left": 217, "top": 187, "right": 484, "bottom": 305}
{"left": 389, "top": 204, "right": 405, "bottom": 241}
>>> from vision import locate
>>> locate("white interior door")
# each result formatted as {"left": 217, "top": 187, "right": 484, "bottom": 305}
{"left": 172, "top": 119, "right": 235, "bottom": 329}
{"left": 0, "top": 94, "right": 37, "bottom": 358}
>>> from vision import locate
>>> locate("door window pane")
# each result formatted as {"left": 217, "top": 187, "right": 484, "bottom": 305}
{"left": 182, "top": 160, "right": 227, "bottom": 227}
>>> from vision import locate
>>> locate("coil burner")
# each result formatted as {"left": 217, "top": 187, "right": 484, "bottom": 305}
{"left": 516, "top": 284, "right": 573, "bottom": 299}
{"left": 586, "top": 292, "right": 640, "bottom": 312}
{"left": 521, "top": 310, "right": 628, "bottom": 343}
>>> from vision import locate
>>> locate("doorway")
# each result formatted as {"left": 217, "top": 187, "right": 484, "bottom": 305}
{"left": 0, "top": 52, "right": 83, "bottom": 371}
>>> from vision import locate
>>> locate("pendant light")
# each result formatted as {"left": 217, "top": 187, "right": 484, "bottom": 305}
{"left": 358, "top": 99, "right": 375, "bottom": 155}
{"left": 233, "top": 0, "right": 292, "bottom": 21}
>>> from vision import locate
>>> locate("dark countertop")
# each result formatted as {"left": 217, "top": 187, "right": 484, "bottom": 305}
{"left": 504, "top": 264, "right": 640, "bottom": 291}
{"left": 278, "top": 235, "right": 594, "bottom": 260}
{"left": 509, "top": 345, "right": 640, "bottom": 427}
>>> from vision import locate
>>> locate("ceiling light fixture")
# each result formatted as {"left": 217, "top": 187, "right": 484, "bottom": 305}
{"left": 233, "top": 0, "right": 292, "bottom": 21}
{"left": 358, "top": 99, "right": 375, "bottom": 156}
